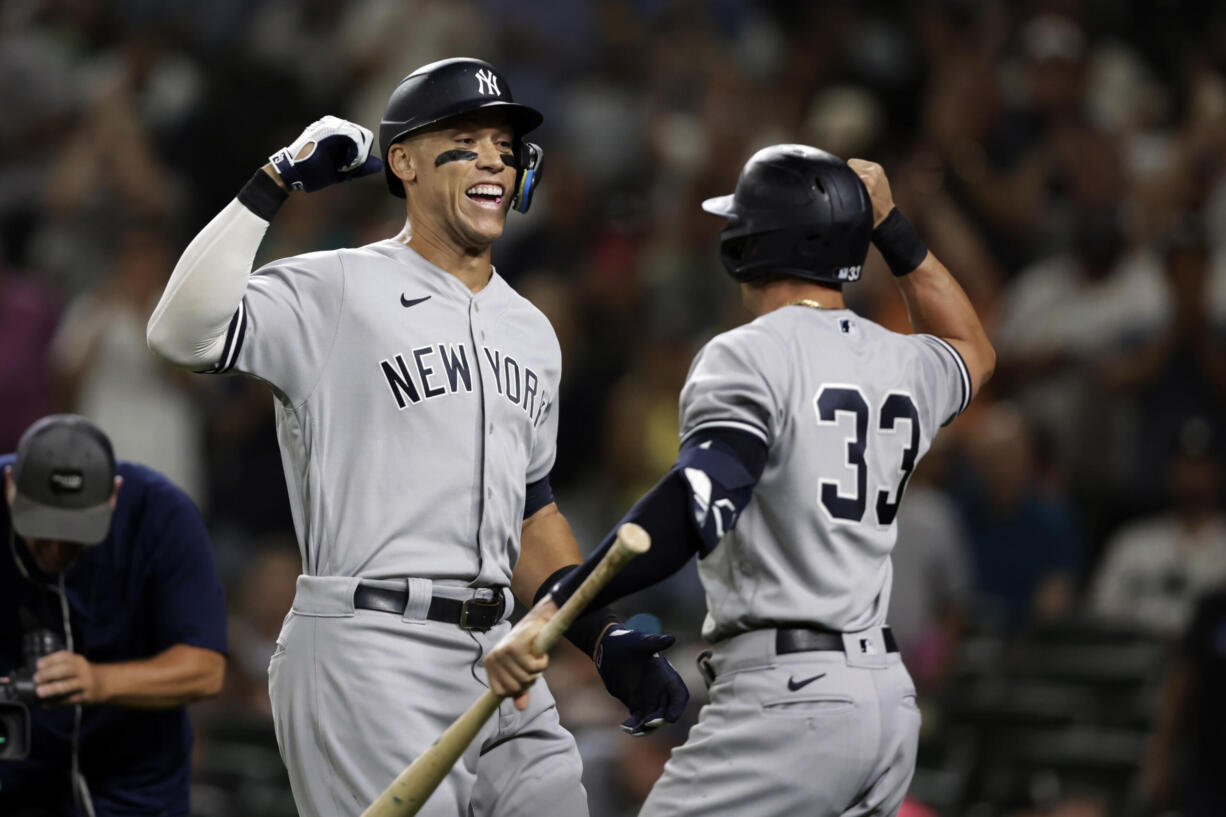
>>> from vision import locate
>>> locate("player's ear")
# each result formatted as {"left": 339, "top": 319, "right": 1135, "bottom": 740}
{"left": 388, "top": 142, "right": 417, "bottom": 188}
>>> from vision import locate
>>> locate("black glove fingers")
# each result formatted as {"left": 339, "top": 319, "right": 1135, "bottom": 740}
{"left": 626, "top": 692, "right": 670, "bottom": 736}
{"left": 596, "top": 627, "right": 691, "bottom": 735}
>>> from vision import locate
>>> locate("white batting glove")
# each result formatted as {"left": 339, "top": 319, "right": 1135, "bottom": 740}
{"left": 269, "top": 115, "right": 382, "bottom": 192}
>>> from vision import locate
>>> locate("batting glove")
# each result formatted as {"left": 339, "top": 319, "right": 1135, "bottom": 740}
{"left": 269, "top": 115, "right": 382, "bottom": 192}
{"left": 595, "top": 628, "right": 689, "bottom": 736}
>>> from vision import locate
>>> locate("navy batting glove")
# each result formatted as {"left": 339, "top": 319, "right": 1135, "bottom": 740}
{"left": 270, "top": 115, "right": 383, "bottom": 193}
{"left": 595, "top": 628, "right": 689, "bottom": 736}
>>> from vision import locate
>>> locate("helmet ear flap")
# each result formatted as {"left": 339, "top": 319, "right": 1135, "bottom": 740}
{"left": 510, "top": 142, "right": 543, "bottom": 213}
{"left": 720, "top": 234, "right": 761, "bottom": 280}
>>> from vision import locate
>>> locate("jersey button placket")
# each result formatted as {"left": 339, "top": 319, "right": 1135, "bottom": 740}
{"left": 473, "top": 299, "right": 498, "bottom": 581}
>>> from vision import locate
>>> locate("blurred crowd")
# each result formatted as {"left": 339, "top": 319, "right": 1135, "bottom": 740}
{"left": 3, "top": 0, "right": 1226, "bottom": 815}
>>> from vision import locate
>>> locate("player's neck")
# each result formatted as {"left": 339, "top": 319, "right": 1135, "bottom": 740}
{"left": 402, "top": 222, "right": 494, "bottom": 294}
{"left": 744, "top": 279, "right": 846, "bottom": 316}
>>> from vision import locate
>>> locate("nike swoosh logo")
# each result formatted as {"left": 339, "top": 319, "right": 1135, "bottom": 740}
{"left": 787, "top": 672, "right": 827, "bottom": 691}
{"left": 400, "top": 294, "right": 431, "bottom": 308}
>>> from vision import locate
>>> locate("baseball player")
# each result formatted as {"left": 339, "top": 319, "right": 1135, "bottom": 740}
{"left": 145, "top": 57, "right": 687, "bottom": 817}
{"left": 486, "top": 146, "right": 995, "bottom": 816}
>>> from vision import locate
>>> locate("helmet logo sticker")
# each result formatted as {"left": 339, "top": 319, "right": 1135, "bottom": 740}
{"left": 475, "top": 69, "right": 500, "bottom": 96}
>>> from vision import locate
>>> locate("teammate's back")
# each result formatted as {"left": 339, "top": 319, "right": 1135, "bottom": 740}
{"left": 686, "top": 305, "right": 971, "bottom": 641}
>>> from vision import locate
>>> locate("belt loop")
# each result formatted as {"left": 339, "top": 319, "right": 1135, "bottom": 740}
{"left": 403, "top": 578, "right": 432, "bottom": 623}
{"left": 500, "top": 587, "right": 514, "bottom": 623}
{"left": 696, "top": 649, "right": 716, "bottom": 689}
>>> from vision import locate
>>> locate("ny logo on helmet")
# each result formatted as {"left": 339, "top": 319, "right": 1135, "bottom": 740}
{"left": 475, "top": 69, "right": 500, "bottom": 96}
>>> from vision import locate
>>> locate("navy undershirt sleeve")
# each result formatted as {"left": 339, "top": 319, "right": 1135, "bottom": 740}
{"left": 549, "top": 428, "right": 767, "bottom": 610}
{"left": 523, "top": 475, "right": 555, "bottom": 519}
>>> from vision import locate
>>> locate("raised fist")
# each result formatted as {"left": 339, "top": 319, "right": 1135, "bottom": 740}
{"left": 847, "top": 158, "right": 895, "bottom": 229}
{"left": 269, "top": 115, "right": 382, "bottom": 192}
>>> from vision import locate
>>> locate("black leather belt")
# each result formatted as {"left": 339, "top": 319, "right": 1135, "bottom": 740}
{"left": 775, "top": 626, "right": 899, "bottom": 655}
{"left": 353, "top": 583, "right": 506, "bottom": 631}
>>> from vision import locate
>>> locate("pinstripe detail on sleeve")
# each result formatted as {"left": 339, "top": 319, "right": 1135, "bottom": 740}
{"left": 924, "top": 335, "right": 971, "bottom": 417}
{"left": 682, "top": 419, "right": 770, "bottom": 446}
{"left": 198, "top": 300, "right": 248, "bottom": 374}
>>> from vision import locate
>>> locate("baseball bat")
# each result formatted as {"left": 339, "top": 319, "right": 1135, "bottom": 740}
{"left": 360, "top": 522, "right": 651, "bottom": 817}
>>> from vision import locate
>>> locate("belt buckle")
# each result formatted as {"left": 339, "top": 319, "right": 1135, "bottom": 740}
{"left": 459, "top": 598, "right": 479, "bottom": 630}
{"left": 459, "top": 597, "right": 500, "bottom": 631}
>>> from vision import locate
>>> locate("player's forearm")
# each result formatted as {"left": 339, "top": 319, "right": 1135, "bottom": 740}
{"left": 894, "top": 253, "right": 995, "bottom": 394}
{"left": 94, "top": 645, "right": 225, "bottom": 708}
{"left": 146, "top": 172, "right": 285, "bottom": 369}
{"left": 549, "top": 475, "right": 699, "bottom": 613}
{"left": 894, "top": 252, "right": 982, "bottom": 343}
{"left": 513, "top": 503, "right": 584, "bottom": 606}
{"left": 549, "top": 428, "right": 765, "bottom": 612}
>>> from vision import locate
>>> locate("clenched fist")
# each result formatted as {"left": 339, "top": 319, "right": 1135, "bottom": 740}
{"left": 484, "top": 598, "right": 555, "bottom": 711}
{"left": 847, "top": 159, "right": 895, "bottom": 228}
{"left": 268, "top": 115, "right": 383, "bottom": 193}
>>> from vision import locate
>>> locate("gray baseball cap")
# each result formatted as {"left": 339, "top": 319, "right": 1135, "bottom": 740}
{"left": 9, "top": 415, "right": 116, "bottom": 545}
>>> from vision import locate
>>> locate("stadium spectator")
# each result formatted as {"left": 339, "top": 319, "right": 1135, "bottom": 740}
{"left": 48, "top": 223, "right": 209, "bottom": 508}
{"left": 953, "top": 403, "right": 1084, "bottom": 626}
{"left": 0, "top": 265, "right": 60, "bottom": 451}
{"left": 1090, "top": 424, "right": 1226, "bottom": 637}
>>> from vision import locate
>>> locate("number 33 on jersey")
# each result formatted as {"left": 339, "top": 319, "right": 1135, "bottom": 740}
{"left": 814, "top": 385, "right": 918, "bottom": 526}
{"left": 677, "top": 304, "right": 970, "bottom": 642}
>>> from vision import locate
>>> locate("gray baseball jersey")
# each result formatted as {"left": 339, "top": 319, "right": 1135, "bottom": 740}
{"left": 640, "top": 302, "right": 968, "bottom": 817}
{"left": 206, "top": 238, "right": 588, "bottom": 817}
{"left": 212, "top": 239, "right": 559, "bottom": 585}
{"left": 678, "top": 304, "right": 969, "bottom": 642}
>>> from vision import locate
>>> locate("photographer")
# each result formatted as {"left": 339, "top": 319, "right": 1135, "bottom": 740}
{"left": 1, "top": 415, "right": 226, "bottom": 817}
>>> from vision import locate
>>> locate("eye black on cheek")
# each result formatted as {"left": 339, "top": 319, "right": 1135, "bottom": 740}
{"left": 499, "top": 153, "right": 518, "bottom": 168}
{"left": 435, "top": 149, "right": 479, "bottom": 167}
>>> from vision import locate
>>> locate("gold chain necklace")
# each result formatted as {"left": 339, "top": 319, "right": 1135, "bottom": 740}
{"left": 785, "top": 298, "right": 831, "bottom": 310}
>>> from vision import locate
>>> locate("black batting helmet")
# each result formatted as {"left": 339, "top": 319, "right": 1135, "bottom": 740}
{"left": 380, "top": 58, "right": 544, "bottom": 212}
{"left": 702, "top": 144, "right": 872, "bottom": 285}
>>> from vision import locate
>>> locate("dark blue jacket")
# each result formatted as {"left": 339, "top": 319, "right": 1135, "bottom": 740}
{"left": 0, "top": 456, "right": 227, "bottom": 816}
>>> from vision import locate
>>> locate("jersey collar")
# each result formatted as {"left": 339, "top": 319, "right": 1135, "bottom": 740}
{"left": 381, "top": 240, "right": 511, "bottom": 308}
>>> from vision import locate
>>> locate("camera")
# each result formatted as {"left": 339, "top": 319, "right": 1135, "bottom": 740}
{"left": 0, "top": 629, "right": 65, "bottom": 761}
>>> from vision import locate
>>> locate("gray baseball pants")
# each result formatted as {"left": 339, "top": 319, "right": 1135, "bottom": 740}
{"left": 640, "top": 626, "right": 920, "bottom": 817}
{"left": 268, "top": 576, "right": 588, "bottom": 817}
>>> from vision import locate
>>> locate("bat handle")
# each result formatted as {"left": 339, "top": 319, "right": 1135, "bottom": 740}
{"left": 531, "top": 522, "right": 650, "bottom": 654}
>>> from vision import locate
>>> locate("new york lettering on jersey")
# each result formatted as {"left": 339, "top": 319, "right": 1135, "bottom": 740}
{"left": 199, "top": 240, "right": 562, "bottom": 583}
{"left": 378, "top": 342, "right": 551, "bottom": 425}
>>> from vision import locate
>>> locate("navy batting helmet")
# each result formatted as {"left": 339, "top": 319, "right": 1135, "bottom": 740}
{"left": 702, "top": 145, "right": 872, "bottom": 285}
{"left": 380, "top": 58, "right": 544, "bottom": 212}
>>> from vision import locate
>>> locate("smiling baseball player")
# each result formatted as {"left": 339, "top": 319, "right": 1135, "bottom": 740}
{"left": 146, "top": 57, "right": 686, "bottom": 817}
{"left": 485, "top": 146, "right": 995, "bottom": 816}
